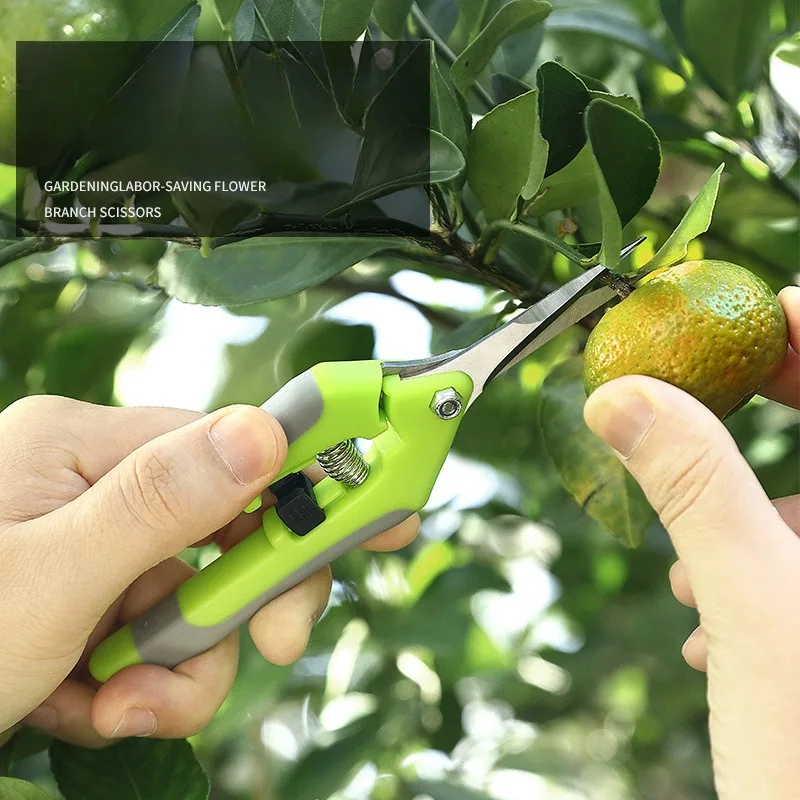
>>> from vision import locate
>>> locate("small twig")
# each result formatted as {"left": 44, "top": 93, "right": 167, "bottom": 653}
{"left": 210, "top": 212, "right": 459, "bottom": 259}
{"left": 475, "top": 220, "right": 590, "bottom": 267}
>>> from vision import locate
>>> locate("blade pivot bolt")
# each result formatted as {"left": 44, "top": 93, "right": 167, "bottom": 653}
{"left": 431, "top": 388, "right": 463, "bottom": 420}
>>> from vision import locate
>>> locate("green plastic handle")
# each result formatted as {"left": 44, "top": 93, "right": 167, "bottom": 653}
{"left": 89, "top": 361, "right": 473, "bottom": 682}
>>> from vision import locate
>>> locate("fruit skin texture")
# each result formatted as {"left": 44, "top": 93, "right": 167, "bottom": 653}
{"left": 583, "top": 260, "right": 788, "bottom": 419}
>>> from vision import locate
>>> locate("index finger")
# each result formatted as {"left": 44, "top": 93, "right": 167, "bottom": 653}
{"left": 759, "top": 286, "right": 800, "bottom": 409}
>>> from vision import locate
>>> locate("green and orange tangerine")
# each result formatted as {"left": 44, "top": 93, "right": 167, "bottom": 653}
{"left": 584, "top": 260, "right": 788, "bottom": 419}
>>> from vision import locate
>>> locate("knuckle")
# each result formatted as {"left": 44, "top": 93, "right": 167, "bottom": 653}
{"left": 121, "top": 447, "right": 187, "bottom": 532}
{"left": 1, "top": 394, "right": 78, "bottom": 423}
{"left": 653, "top": 445, "right": 724, "bottom": 529}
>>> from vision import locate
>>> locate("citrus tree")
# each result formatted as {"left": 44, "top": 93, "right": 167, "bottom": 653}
{"left": 0, "top": 0, "right": 797, "bottom": 799}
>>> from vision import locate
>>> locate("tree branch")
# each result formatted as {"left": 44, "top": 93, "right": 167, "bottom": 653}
{"left": 0, "top": 237, "right": 60, "bottom": 268}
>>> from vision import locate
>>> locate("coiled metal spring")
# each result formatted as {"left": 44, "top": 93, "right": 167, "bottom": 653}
{"left": 317, "top": 439, "right": 369, "bottom": 487}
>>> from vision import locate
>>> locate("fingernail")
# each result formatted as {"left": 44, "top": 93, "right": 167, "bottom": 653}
{"left": 682, "top": 627, "right": 701, "bottom": 658}
{"left": 111, "top": 707, "right": 157, "bottom": 738}
{"left": 208, "top": 407, "right": 280, "bottom": 484}
{"left": 584, "top": 387, "right": 655, "bottom": 459}
{"left": 24, "top": 705, "right": 58, "bottom": 732}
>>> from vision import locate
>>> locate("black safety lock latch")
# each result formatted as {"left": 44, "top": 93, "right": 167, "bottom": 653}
{"left": 269, "top": 472, "right": 326, "bottom": 536}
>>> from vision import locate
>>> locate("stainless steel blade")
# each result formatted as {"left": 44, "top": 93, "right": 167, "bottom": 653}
{"left": 491, "top": 285, "right": 616, "bottom": 380}
{"left": 383, "top": 237, "right": 645, "bottom": 403}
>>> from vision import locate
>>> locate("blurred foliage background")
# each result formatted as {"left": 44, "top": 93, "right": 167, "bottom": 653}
{"left": 1, "top": 0, "right": 799, "bottom": 798}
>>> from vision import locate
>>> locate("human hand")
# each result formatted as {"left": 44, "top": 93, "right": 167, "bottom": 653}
{"left": 584, "top": 286, "right": 800, "bottom": 799}
{"left": 0, "top": 401, "right": 418, "bottom": 746}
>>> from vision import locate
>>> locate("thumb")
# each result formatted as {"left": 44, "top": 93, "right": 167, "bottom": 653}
{"left": 47, "top": 405, "right": 286, "bottom": 616}
{"left": 584, "top": 376, "right": 788, "bottom": 595}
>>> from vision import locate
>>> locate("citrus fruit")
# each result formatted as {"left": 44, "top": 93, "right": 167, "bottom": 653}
{"left": 583, "top": 260, "right": 788, "bottom": 418}
{"left": 0, "top": 0, "right": 130, "bottom": 164}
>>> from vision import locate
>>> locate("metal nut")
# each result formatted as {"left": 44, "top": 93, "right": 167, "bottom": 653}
{"left": 431, "top": 388, "right": 463, "bottom": 420}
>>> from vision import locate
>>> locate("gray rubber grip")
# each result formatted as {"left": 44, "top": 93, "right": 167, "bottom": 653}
{"left": 131, "top": 509, "right": 413, "bottom": 668}
{"left": 261, "top": 371, "right": 324, "bottom": 444}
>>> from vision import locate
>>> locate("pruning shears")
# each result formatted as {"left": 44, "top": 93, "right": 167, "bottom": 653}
{"left": 89, "top": 238, "right": 644, "bottom": 682}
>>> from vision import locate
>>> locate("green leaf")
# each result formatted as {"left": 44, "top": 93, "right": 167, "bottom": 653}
{"left": 682, "top": 0, "right": 774, "bottom": 98}
{"left": 50, "top": 738, "right": 209, "bottom": 800}
{"left": 158, "top": 237, "right": 408, "bottom": 306}
{"left": 467, "top": 89, "right": 548, "bottom": 221}
{"left": 589, "top": 89, "right": 643, "bottom": 118}
{"left": 126, "top": 0, "right": 198, "bottom": 39}
{"left": 339, "top": 44, "right": 465, "bottom": 213}
{"left": 346, "top": 129, "right": 464, "bottom": 213}
{"left": 490, "top": 72, "right": 531, "bottom": 104}
{"left": 451, "top": 0, "right": 552, "bottom": 97}
{"left": 373, "top": 0, "right": 413, "bottom": 37}
{"left": 253, "top": 0, "right": 295, "bottom": 39}
{"left": 321, "top": 0, "right": 374, "bottom": 41}
{"left": 641, "top": 164, "right": 724, "bottom": 273}
{"left": 536, "top": 61, "right": 591, "bottom": 176}
{"left": 525, "top": 144, "right": 597, "bottom": 216}
{"left": 546, "top": 8, "right": 682, "bottom": 73}
{"left": 775, "top": 32, "right": 800, "bottom": 68}
{"left": 0, "top": 778, "right": 49, "bottom": 800}
{"left": 540, "top": 358, "right": 655, "bottom": 548}
{"left": 432, "top": 54, "right": 470, "bottom": 157}
{"left": 584, "top": 98, "right": 661, "bottom": 270}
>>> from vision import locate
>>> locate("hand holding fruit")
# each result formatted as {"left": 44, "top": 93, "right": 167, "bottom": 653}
{"left": 585, "top": 284, "right": 799, "bottom": 800}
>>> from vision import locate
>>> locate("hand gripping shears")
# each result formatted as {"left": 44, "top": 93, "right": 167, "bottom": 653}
{"left": 89, "top": 239, "right": 644, "bottom": 682}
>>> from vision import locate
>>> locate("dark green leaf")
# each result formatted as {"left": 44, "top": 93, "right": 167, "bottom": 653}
{"left": 536, "top": 61, "right": 592, "bottom": 176}
{"left": 158, "top": 237, "right": 408, "bottom": 306}
{"left": 432, "top": 53, "right": 471, "bottom": 157}
{"left": 775, "top": 32, "right": 800, "bottom": 68}
{"left": 546, "top": 8, "right": 682, "bottom": 73}
{"left": 490, "top": 72, "right": 532, "bottom": 104}
{"left": 125, "top": 0, "right": 198, "bottom": 40}
{"left": 570, "top": 70, "right": 610, "bottom": 92}
{"left": 373, "top": 0, "right": 413, "bottom": 37}
{"left": 342, "top": 44, "right": 465, "bottom": 211}
{"left": 253, "top": 0, "right": 295, "bottom": 39}
{"left": 490, "top": 17, "right": 545, "bottom": 80}
{"left": 50, "top": 738, "right": 209, "bottom": 800}
{"left": 641, "top": 164, "right": 724, "bottom": 273}
{"left": 467, "top": 89, "right": 548, "bottom": 221}
{"left": 584, "top": 98, "right": 661, "bottom": 269}
{"left": 347, "top": 129, "right": 464, "bottom": 212}
{"left": 451, "top": 0, "right": 552, "bottom": 97}
{"left": 525, "top": 144, "right": 597, "bottom": 217}
{"left": 540, "top": 357, "right": 655, "bottom": 547}
{"left": 0, "top": 729, "right": 52, "bottom": 767}
{"left": 0, "top": 778, "right": 49, "bottom": 800}
{"left": 321, "top": 0, "right": 374, "bottom": 41}
{"left": 231, "top": 0, "right": 256, "bottom": 40}
{"left": 289, "top": 0, "right": 324, "bottom": 39}
{"left": 589, "top": 89, "right": 643, "bottom": 118}
{"left": 682, "top": 0, "right": 774, "bottom": 98}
